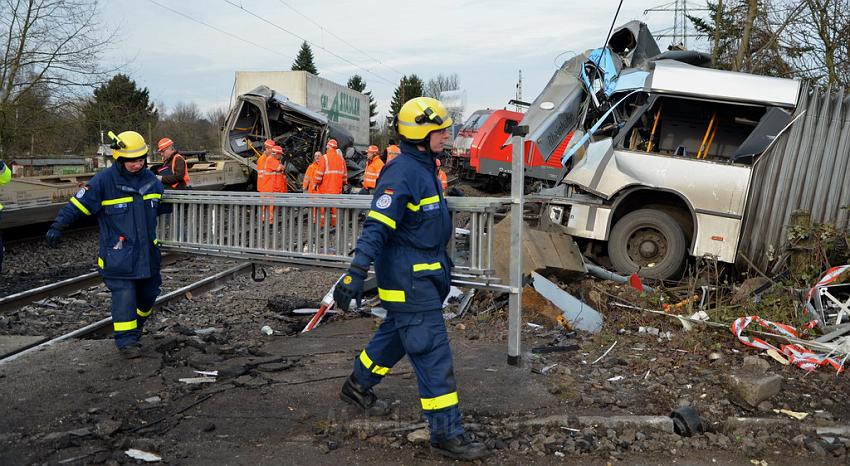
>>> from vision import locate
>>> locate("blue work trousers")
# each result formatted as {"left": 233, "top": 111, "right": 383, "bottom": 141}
{"left": 353, "top": 310, "right": 465, "bottom": 443}
{"left": 103, "top": 275, "right": 162, "bottom": 349}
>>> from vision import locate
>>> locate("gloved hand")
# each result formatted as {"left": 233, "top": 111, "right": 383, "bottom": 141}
{"left": 333, "top": 263, "right": 367, "bottom": 312}
{"left": 0, "top": 160, "right": 6, "bottom": 171}
{"left": 46, "top": 226, "right": 63, "bottom": 248}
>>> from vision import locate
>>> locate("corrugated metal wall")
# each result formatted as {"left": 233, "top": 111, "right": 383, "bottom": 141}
{"left": 740, "top": 82, "right": 850, "bottom": 270}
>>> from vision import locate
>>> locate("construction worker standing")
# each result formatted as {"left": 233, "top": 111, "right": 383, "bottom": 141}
{"left": 257, "top": 145, "right": 287, "bottom": 193}
{"left": 257, "top": 145, "right": 287, "bottom": 223}
{"left": 436, "top": 158, "right": 448, "bottom": 194}
{"left": 271, "top": 146, "right": 288, "bottom": 193}
{"left": 361, "top": 145, "right": 384, "bottom": 194}
{"left": 314, "top": 139, "right": 347, "bottom": 225}
{"left": 303, "top": 151, "right": 321, "bottom": 193}
{"left": 155, "top": 138, "right": 190, "bottom": 189}
{"left": 46, "top": 131, "right": 169, "bottom": 359}
{"left": 257, "top": 139, "right": 275, "bottom": 172}
{"left": 386, "top": 144, "right": 401, "bottom": 164}
{"left": 0, "top": 159, "right": 11, "bottom": 274}
{"left": 333, "top": 97, "right": 489, "bottom": 461}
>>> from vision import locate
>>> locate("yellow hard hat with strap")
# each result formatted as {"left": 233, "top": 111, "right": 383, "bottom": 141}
{"left": 108, "top": 130, "right": 149, "bottom": 160}
{"left": 395, "top": 97, "right": 453, "bottom": 143}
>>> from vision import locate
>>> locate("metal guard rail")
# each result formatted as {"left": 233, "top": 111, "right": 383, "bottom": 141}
{"left": 158, "top": 191, "right": 512, "bottom": 291}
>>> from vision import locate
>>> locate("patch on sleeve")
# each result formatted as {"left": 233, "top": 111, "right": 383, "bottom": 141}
{"left": 75, "top": 187, "right": 88, "bottom": 199}
{"left": 375, "top": 194, "right": 392, "bottom": 209}
{"left": 383, "top": 188, "right": 394, "bottom": 195}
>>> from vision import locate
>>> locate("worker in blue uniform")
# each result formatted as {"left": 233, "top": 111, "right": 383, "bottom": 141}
{"left": 46, "top": 131, "right": 169, "bottom": 359}
{"left": 333, "top": 97, "right": 489, "bottom": 461}
{"left": 0, "top": 159, "right": 11, "bottom": 274}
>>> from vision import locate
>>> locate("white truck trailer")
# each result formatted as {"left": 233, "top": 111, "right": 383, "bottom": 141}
{"left": 232, "top": 71, "right": 370, "bottom": 149}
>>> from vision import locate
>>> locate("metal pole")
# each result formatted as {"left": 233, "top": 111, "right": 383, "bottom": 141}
{"left": 507, "top": 126, "right": 527, "bottom": 366}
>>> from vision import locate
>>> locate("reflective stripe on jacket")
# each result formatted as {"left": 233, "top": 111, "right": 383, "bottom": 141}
{"left": 157, "top": 154, "right": 190, "bottom": 189}
{"left": 362, "top": 157, "right": 385, "bottom": 189}
{"left": 0, "top": 163, "right": 10, "bottom": 210}
{"left": 303, "top": 162, "right": 319, "bottom": 192}
{"left": 351, "top": 142, "right": 452, "bottom": 312}
{"left": 315, "top": 150, "right": 347, "bottom": 194}
{"left": 257, "top": 157, "right": 287, "bottom": 193}
{"left": 52, "top": 164, "right": 169, "bottom": 280}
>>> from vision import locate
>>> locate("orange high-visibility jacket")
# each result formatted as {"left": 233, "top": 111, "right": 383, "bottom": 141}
{"left": 438, "top": 168, "right": 448, "bottom": 194}
{"left": 158, "top": 153, "right": 190, "bottom": 189}
{"left": 303, "top": 162, "right": 320, "bottom": 193}
{"left": 362, "top": 157, "right": 385, "bottom": 189}
{"left": 314, "top": 150, "right": 347, "bottom": 194}
{"left": 257, "top": 157, "right": 287, "bottom": 193}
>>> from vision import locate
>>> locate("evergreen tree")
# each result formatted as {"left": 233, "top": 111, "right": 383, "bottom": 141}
{"left": 388, "top": 74, "right": 424, "bottom": 125}
{"left": 291, "top": 41, "right": 318, "bottom": 75}
{"left": 347, "top": 74, "right": 377, "bottom": 130}
{"left": 82, "top": 74, "right": 158, "bottom": 143}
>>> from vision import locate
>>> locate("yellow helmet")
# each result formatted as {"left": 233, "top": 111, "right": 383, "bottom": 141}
{"left": 396, "top": 97, "right": 453, "bottom": 143}
{"left": 108, "top": 130, "right": 149, "bottom": 160}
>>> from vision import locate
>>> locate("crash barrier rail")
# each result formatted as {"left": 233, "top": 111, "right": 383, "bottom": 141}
{"left": 157, "top": 191, "right": 512, "bottom": 291}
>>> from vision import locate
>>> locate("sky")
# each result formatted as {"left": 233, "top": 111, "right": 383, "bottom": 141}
{"left": 102, "top": 0, "right": 707, "bottom": 124}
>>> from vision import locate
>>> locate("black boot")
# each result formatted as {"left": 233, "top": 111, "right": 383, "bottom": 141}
{"left": 339, "top": 375, "right": 391, "bottom": 416}
{"left": 119, "top": 342, "right": 143, "bottom": 359}
{"left": 431, "top": 432, "right": 491, "bottom": 461}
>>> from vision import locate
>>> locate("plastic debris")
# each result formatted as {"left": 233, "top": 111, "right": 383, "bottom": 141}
{"left": 260, "top": 325, "right": 274, "bottom": 336}
{"left": 124, "top": 449, "right": 161, "bottom": 462}
{"left": 773, "top": 408, "right": 808, "bottom": 420}
{"left": 585, "top": 263, "right": 653, "bottom": 293}
{"left": 291, "top": 308, "right": 340, "bottom": 315}
{"left": 732, "top": 316, "right": 848, "bottom": 372}
{"left": 178, "top": 377, "right": 216, "bottom": 384}
{"left": 532, "top": 271, "right": 603, "bottom": 333}
{"left": 194, "top": 370, "right": 218, "bottom": 377}
{"left": 607, "top": 375, "right": 625, "bottom": 382}
{"left": 765, "top": 349, "right": 789, "bottom": 365}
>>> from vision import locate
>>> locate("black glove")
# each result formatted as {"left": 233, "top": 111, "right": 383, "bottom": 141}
{"left": 0, "top": 160, "right": 6, "bottom": 171}
{"left": 333, "top": 264, "right": 367, "bottom": 312}
{"left": 46, "top": 223, "right": 64, "bottom": 248}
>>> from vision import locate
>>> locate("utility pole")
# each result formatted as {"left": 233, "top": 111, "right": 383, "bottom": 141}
{"left": 644, "top": 0, "right": 708, "bottom": 48}
{"left": 515, "top": 70, "right": 523, "bottom": 112}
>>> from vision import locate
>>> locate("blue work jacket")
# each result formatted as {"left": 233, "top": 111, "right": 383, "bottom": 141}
{"left": 352, "top": 142, "right": 452, "bottom": 312}
{"left": 53, "top": 163, "right": 169, "bottom": 280}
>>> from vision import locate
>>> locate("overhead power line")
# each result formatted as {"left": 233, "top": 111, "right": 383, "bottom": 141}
{"left": 147, "top": 0, "right": 296, "bottom": 64}
{"left": 222, "top": 0, "right": 397, "bottom": 86}
{"left": 277, "top": 0, "right": 404, "bottom": 77}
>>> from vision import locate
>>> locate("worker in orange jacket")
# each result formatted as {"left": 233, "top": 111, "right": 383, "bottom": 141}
{"left": 361, "top": 145, "right": 384, "bottom": 194}
{"left": 386, "top": 144, "right": 401, "bottom": 164}
{"left": 436, "top": 158, "right": 448, "bottom": 194}
{"left": 303, "top": 151, "right": 321, "bottom": 193}
{"left": 254, "top": 139, "right": 275, "bottom": 191}
{"left": 155, "top": 138, "right": 190, "bottom": 189}
{"left": 314, "top": 139, "right": 347, "bottom": 226}
{"left": 258, "top": 145, "right": 287, "bottom": 223}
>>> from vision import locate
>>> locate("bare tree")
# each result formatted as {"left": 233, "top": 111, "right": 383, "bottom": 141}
{"left": 171, "top": 102, "right": 202, "bottom": 123}
{"left": 0, "top": 0, "right": 116, "bottom": 153}
{"left": 783, "top": 0, "right": 850, "bottom": 87}
{"left": 424, "top": 73, "right": 460, "bottom": 99}
{"left": 735, "top": 0, "right": 759, "bottom": 70}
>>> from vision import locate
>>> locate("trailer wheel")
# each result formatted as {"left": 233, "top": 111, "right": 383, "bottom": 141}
{"left": 609, "top": 209, "right": 686, "bottom": 280}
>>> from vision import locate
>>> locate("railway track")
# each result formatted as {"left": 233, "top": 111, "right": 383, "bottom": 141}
{"left": 0, "top": 259, "right": 253, "bottom": 363}
{"left": 0, "top": 253, "right": 182, "bottom": 314}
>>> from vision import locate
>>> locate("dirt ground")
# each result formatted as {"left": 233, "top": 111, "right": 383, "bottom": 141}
{"left": 1, "top": 264, "right": 848, "bottom": 465}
